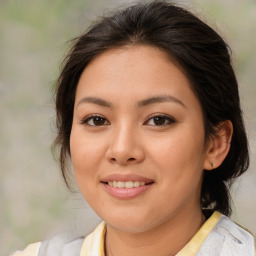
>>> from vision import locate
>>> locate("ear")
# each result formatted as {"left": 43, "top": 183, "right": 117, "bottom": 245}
{"left": 203, "top": 120, "right": 233, "bottom": 170}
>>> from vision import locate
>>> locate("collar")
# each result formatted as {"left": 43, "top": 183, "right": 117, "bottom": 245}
{"left": 80, "top": 222, "right": 106, "bottom": 256}
{"left": 79, "top": 212, "right": 225, "bottom": 256}
{"left": 176, "top": 211, "right": 222, "bottom": 255}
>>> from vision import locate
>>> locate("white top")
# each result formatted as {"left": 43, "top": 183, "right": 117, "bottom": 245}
{"left": 11, "top": 212, "right": 255, "bottom": 256}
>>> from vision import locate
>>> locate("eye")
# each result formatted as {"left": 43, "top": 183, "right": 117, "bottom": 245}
{"left": 81, "top": 115, "right": 110, "bottom": 126}
{"left": 144, "top": 114, "right": 176, "bottom": 126}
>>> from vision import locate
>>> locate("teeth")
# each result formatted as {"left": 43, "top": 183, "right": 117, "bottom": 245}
{"left": 108, "top": 181, "right": 147, "bottom": 188}
{"left": 117, "top": 181, "right": 125, "bottom": 188}
{"left": 125, "top": 181, "right": 133, "bottom": 188}
{"left": 134, "top": 181, "right": 140, "bottom": 187}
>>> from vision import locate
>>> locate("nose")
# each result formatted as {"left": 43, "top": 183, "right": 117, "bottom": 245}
{"left": 105, "top": 124, "right": 145, "bottom": 165}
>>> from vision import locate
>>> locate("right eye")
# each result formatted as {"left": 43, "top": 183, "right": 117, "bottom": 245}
{"left": 81, "top": 115, "right": 110, "bottom": 126}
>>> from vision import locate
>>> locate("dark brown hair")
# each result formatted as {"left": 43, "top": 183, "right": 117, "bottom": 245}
{"left": 53, "top": 0, "right": 249, "bottom": 216}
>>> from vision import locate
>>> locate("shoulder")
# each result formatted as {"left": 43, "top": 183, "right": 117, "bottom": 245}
{"left": 215, "top": 214, "right": 252, "bottom": 235}
{"left": 198, "top": 214, "right": 255, "bottom": 256}
{"left": 10, "top": 242, "right": 41, "bottom": 256}
{"left": 10, "top": 233, "right": 85, "bottom": 256}
{"left": 217, "top": 215, "right": 256, "bottom": 255}
{"left": 38, "top": 232, "right": 85, "bottom": 256}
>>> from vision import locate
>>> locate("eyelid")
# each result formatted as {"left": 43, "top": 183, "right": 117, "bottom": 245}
{"left": 144, "top": 113, "right": 176, "bottom": 126}
{"left": 80, "top": 114, "right": 110, "bottom": 126}
{"left": 80, "top": 113, "right": 175, "bottom": 126}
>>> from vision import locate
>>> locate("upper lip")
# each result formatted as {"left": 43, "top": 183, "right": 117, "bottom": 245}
{"left": 101, "top": 173, "right": 154, "bottom": 184}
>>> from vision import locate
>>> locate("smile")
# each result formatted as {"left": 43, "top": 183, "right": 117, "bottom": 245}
{"left": 101, "top": 181, "right": 154, "bottom": 199}
{"left": 108, "top": 181, "right": 146, "bottom": 188}
{"left": 101, "top": 174, "right": 154, "bottom": 199}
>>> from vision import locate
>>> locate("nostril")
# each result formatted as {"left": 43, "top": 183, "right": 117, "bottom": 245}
{"left": 128, "top": 158, "right": 136, "bottom": 161}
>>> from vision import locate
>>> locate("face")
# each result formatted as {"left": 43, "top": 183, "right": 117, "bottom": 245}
{"left": 70, "top": 45, "right": 210, "bottom": 233}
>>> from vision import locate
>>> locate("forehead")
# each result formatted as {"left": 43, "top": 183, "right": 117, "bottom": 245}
{"left": 75, "top": 45, "right": 198, "bottom": 108}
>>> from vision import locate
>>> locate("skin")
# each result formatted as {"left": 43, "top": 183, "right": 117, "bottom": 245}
{"left": 70, "top": 45, "right": 232, "bottom": 256}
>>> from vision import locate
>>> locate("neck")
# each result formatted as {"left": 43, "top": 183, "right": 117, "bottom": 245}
{"left": 105, "top": 207, "right": 205, "bottom": 256}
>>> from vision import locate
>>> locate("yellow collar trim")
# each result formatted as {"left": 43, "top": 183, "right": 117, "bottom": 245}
{"left": 80, "top": 211, "right": 222, "bottom": 256}
{"left": 80, "top": 222, "right": 106, "bottom": 256}
{"left": 176, "top": 211, "right": 222, "bottom": 256}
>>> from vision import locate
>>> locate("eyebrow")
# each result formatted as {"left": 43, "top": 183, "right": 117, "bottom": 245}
{"left": 76, "top": 95, "right": 186, "bottom": 108}
{"left": 138, "top": 95, "right": 186, "bottom": 108}
{"left": 76, "top": 97, "right": 113, "bottom": 108}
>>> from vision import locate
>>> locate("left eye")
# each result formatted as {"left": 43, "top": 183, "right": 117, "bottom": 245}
{"left": 145, "top": 115, "right": 175, "bottom": 126}
{"left": 81, "top": 115, "right": 110, "bottom": 126}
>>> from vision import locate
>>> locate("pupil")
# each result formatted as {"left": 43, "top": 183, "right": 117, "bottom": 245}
{"left": 154, "top": 117, "right": 165, "bottom": 125}
{"left": 94, "top": 117, "right": 104, "bottom": 126}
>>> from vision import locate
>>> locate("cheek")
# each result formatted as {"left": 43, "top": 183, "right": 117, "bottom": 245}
{"left": 70, "top": 128, "right": 104, "bottom": 182}
{"left": 148, "top": 136, "right": 205, "bottom": 214}
{"left": 70, "top": 129, "right": 104, "bottom": 206}
{"left": 151, "top": 131, "right": 205, "bottom": 166}
{"left": 148, "top": 127, "right": 206, "bottom": 187}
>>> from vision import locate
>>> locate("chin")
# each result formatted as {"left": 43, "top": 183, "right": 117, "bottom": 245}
{"left": 101, "top": 210, "right": 160, "bottom": 234}
{"left": 108, "top": 220, "right": 151, "bottom": 234}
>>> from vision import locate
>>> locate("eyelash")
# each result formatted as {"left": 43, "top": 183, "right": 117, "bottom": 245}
{"left": 144, "top": 114, "right": 176, "bottom": 126}
{"left": 80, "top": 114, "right": 110, "bottom": 126}
{"left": 80, "top": 114, "right": 176, "bottom": 127}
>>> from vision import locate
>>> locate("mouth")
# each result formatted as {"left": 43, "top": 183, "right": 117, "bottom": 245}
{"left": 100, "top": 174, "right": 154, "bottom": 199}
{"left": 102, "top": 180, "right": 154, "bottom": 188}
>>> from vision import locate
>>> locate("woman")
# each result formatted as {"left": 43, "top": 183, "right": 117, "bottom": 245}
{"left": 12, "top": 1, "right": 255, "bottom": 255}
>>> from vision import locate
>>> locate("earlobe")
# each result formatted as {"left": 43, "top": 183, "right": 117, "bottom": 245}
{"left": 204, "top": 120, "right": 233, "bottom": 170}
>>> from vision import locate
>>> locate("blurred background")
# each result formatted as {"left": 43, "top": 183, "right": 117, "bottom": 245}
{"left": 1, "top": 0, "right": 255, "bottom": 255}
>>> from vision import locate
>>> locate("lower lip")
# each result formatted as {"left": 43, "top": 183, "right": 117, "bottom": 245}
{"left": 102, "top": 183, "right": 153, "bottom": 199}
